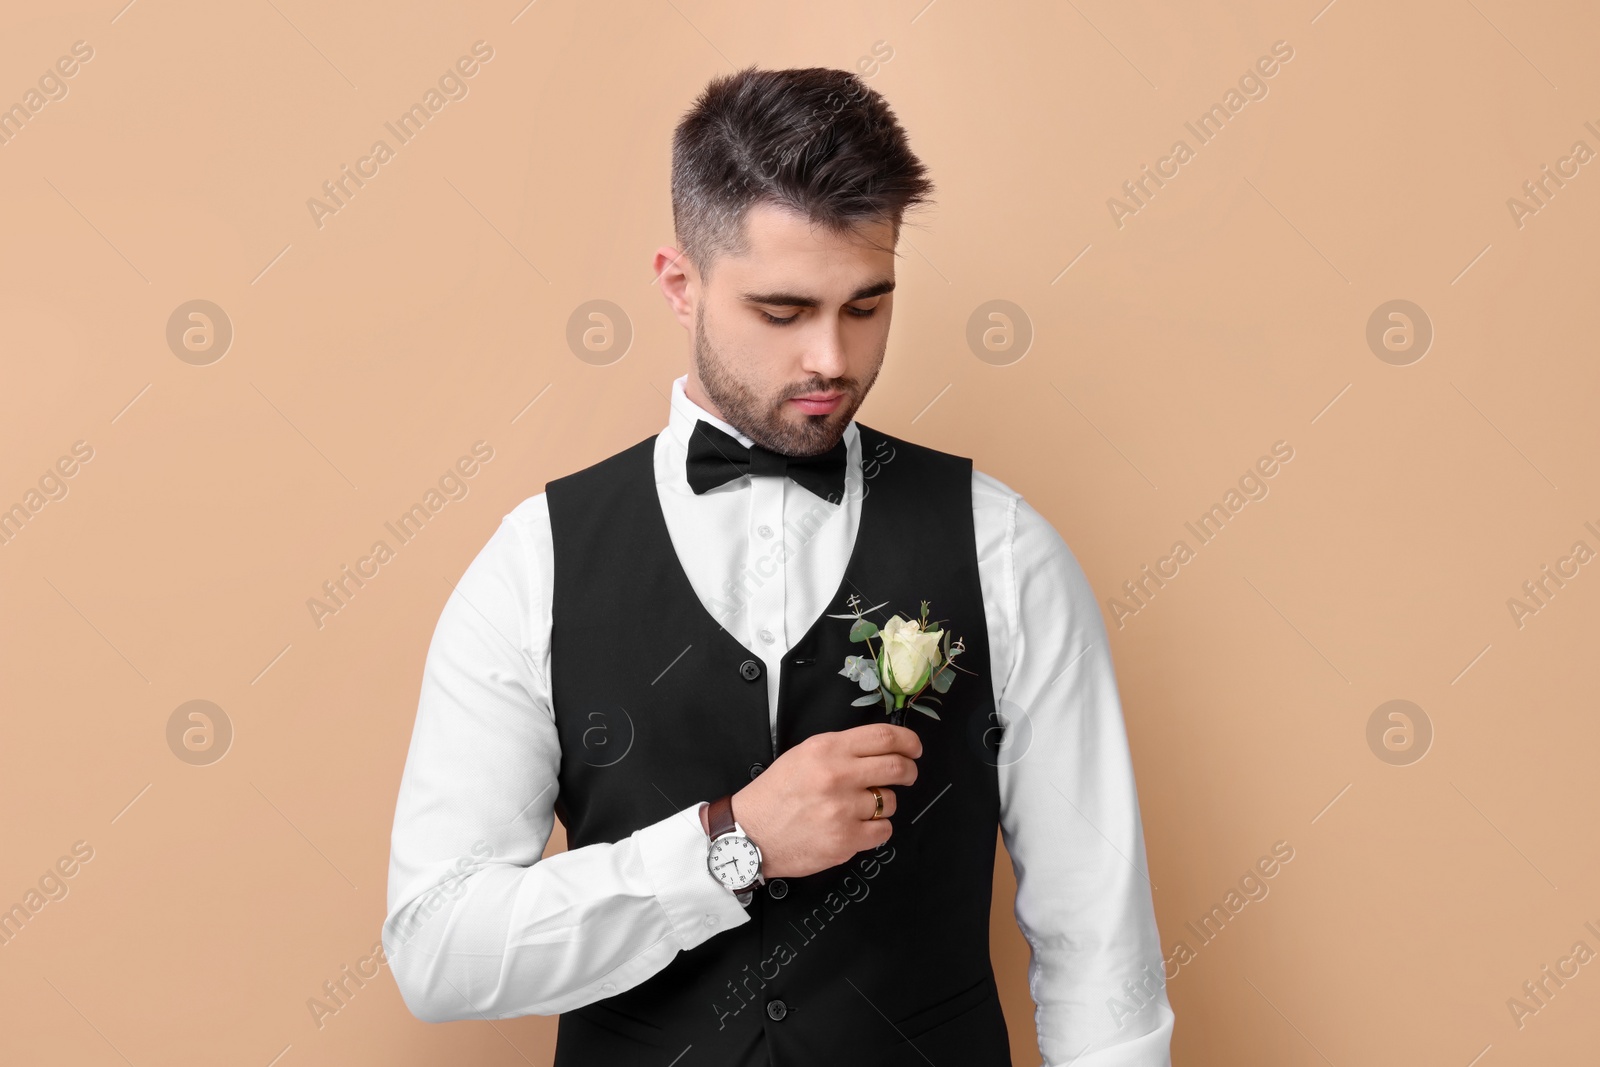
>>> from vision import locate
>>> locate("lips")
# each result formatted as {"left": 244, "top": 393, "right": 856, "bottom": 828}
{"left": 790, "top": 392, "right": 844, "bottom": 415}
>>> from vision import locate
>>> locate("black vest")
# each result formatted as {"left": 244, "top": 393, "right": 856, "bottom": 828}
{"left": 544, "top": 423, "right": 1012, "bottom": 1067}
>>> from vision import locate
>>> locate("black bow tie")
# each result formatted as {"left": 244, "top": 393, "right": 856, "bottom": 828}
{"left": 685, "top": 419, "right": 847, "bottom": 504}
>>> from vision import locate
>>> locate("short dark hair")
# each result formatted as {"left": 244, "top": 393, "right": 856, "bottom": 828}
{"left": 670, "top": 65, "right": 934, "bottom": 280}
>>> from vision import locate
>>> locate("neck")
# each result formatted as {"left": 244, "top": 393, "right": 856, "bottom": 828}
{"left": 684, "top": 374, "right": 727, "bottom": 424}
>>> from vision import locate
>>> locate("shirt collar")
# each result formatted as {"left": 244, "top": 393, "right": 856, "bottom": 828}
{"left": 666, "top": 374, "right": 753, "bottom": 451}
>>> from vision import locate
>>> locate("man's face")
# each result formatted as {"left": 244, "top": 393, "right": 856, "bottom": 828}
{"left": 656, "top": 202, "right": 897, "bottom": 457}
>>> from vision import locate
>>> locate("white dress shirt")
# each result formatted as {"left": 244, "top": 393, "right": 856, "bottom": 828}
{"left": 383, "top": 374, "right": 1175, "bottom": 1065}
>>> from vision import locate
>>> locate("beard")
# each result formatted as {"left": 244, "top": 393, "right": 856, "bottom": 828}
{"left": 692, "top": 300, "right": 883, "bottom": 458}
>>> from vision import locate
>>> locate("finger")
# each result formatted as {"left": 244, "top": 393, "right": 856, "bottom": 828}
{"left": 845, "top": 753, "right": 917, "bottom": 788}
{"left": 863, "top": 786, "right": 896, "bottom": 820}
{"left": 843, "top": 722, "right": 923, "bottom": 760}
{"left": 859, "top": 815, "right": 894, "bottom": 850}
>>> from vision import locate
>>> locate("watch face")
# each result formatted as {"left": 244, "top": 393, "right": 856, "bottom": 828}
{"left": 707, "top": 834, "right": 761, "bottom": 891}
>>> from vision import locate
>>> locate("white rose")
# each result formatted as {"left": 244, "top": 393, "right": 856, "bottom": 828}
{"left": 878, "top": 615, "right": 943, "bottom": 696}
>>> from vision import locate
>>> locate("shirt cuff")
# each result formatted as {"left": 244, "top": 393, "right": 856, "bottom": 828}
{"left": 633, "top": 801, "right": 751, "bottom": 951}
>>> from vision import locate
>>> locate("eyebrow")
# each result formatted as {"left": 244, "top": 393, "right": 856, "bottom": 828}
{"left": 738, "top": 278, "right": 896, "bottom": 308}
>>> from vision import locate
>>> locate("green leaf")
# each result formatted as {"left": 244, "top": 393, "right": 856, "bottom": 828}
{"left": 930, "top": 667, "right": 953, "bottom": 693}
{"left": 851, "top": 694, "right": 883, "bottom": 707}
{"left": 849, "top": 619, "right": 879, "bottom": 642}
{"left": 908, "top": 702, "right": 942, "bottom": 720}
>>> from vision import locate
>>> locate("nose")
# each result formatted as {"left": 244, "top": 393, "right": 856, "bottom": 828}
{"left": 800, "top": 319, "right": 849, "bottom": 383}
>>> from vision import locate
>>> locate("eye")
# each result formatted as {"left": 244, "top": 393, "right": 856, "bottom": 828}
{"left": 760, "top": 310, "right": 799, "bottom": 326}
{"left": 846, "top": 304, "right": 878, "bottom": 318}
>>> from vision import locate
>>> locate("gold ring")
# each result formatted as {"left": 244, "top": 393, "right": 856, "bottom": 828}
{"left": 869, "top": 787, "right": 884, "bottom": 820}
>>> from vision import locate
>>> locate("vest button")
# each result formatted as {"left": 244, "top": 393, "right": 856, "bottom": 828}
{"left": 767, "top": 878, "right": 787, "bottom": 899}
{"left": 739, "top": 659, "right": 762, "bottom": 681}
{"left": 749, "top": 762, "right": 764, "bottom": 779}
{"left": 766, "top": 999, "right": 788, "bottom": 1021}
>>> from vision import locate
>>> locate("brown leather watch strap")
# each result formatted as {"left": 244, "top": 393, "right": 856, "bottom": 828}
{"left": 707, "top": 793, "right": 737, "bottom": 838}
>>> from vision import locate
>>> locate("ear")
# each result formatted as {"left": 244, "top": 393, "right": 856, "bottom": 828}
{"left": 653, "top": 245, "right": 697, "bottom": 330}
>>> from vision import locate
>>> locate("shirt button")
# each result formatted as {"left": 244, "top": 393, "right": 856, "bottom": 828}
{"left": 749, "top": 762, "right": 764, "bottom": 779}
{"left": 757, "top": 524, "right": 773, "bottom": 538}
{"left": 739, "top": 659, "right": 762, "bottom": 681}
{"left": 766, "top": 999, "right": 788, "bottom": 1021}
{"left": 601, "top": 982, "right": 616, "bottom": 994}
{"left": 758, "top": 628, "right": 775, "bottom": 644}
{"left": 704, "top": 914, "right": 719, "bottom": 928}
{"left": 767, "top": 878, "right": 787, "bottom": 899}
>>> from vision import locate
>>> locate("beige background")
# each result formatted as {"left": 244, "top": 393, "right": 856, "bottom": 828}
{"left": 2, "top": 0, "right": 1597, "bottom": 1063}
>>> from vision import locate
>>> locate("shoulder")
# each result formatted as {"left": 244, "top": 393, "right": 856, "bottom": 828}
{"left": 504, "top": 490, "right": 549, "bottom": 540}
{"left": 969, "top": 466, "right": 1093, "bottom": 597}
{"left": 447, "top": 492, "right": 547, "bottom": 590}
{"left": 971, "top": 467, "right": 1023, "bottom": 518}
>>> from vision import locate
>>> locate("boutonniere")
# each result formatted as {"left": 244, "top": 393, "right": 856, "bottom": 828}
{"left": 830, "top": 594, "right": 973, "bottom": 727}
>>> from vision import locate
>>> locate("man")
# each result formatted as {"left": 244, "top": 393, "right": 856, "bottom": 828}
{"left": 383, "top": 65, "right": 1173, "bottom": 1065}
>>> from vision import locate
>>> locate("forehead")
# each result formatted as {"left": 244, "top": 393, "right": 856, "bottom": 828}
{"left": 712, "top": 202, "right": 897, "bottom": 295}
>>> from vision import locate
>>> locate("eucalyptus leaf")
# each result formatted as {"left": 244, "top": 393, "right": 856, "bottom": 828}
{"left": 930, "top": 667, "right": 953, "bottom": 693}
{"left": 840, "top": 654, "right": 873, "bottom": 684}
{"left": 851, "top": 694, "right": 882, "bottom": 707}
{"left": 849, "top": 619, "right": 879, "bottom": 642}
{"left": 908, "top": 702, "right": 942, "bottom": 720}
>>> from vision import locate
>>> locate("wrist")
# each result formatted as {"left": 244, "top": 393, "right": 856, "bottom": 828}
{"left": 727, "top": 795, "right": 773, "bottom": 879}
{"left": 703, "top": 793, "right": 762, "bottom": 906}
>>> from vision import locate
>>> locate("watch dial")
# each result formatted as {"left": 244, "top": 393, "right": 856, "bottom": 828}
{"left": 708, "top": 836, "right": 760, "bottom": 889}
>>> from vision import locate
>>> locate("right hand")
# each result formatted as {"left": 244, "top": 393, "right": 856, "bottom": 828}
{"left": 720, "top": 722, "right": 922, "bottom": 880}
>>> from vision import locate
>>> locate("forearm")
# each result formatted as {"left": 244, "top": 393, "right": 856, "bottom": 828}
{"left": 384, "top": 800, "right": 745, "bottom": 1020}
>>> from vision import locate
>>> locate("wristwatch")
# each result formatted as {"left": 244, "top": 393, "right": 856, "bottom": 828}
{"left": 704, "top": 793, "right": 764, "bottom": 906}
